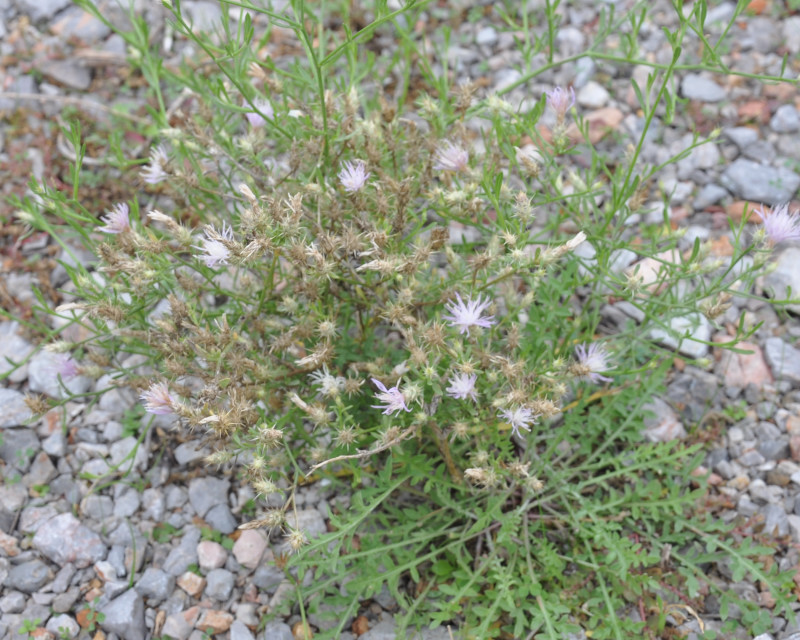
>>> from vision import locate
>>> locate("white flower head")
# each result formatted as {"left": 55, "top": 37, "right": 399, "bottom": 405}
{"left": 433, "top": 140, "right": 469, "bottom": 173}
{"left": 442, "top": 293, "right": 495, "bottom": 336}
{"left": 194, "top": 222, "right": 234, "bottom": 268}
{"left": 245, "top": 98, "right": 274, "bottom": 128}
{"left": 575, "top": 342, "right": 613, "bottom": 383}
{"left": 446, "top": 372, "right": 478, "bottom": 401}
{"left": 499, "top": 406, "right": 538, "bottom": 438}
{"left": 371, "top": 378, "right": 410, "bottom": 416}
{"left": 141, "top": 144, "right": 169, "bottom": 185}
{"left": 338, "top": 160, "right": 370, "bottom": 192}
{"left": 308, "top": 366, "right": 346, "bottom": 398}
{"left": 141, "top": 381, "right": 178, "bottom": 415}
{"left": 754, "top": 202, "right": 800, "bottom": 245}
{"left": 98, "top": 202, "right": 131, "bottom": 234}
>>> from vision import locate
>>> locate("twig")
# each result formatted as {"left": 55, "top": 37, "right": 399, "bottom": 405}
{"left": 306, "top": 425, "right": 416, "bottom": 474}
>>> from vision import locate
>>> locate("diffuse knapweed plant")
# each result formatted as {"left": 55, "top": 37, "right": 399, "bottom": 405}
{"left": 12, "top": 0, "right": 799, "bottom": 637}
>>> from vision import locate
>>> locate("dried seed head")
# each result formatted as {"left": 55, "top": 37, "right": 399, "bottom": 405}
{"left": 286, "top": 528, "right": 308, "bottom": 553}
{"left": 451, "top": 422, "right": 470, "bottom": 440}
{"left": 335, "top": 425, "right": 358, "bottom": 448}
{"left": 258, "top": 424, "right": 284, "bottom": 448}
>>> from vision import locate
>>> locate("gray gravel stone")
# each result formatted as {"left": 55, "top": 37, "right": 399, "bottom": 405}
{"left": 135, "top": 568, "right": 175, "bottom": 603}
{"left": 99, "top": 589, "right": 146, "bottom": 640}
{"left": 205, "top": 568, "right": 234, "bottom": 601}
{"left": 723, "top": 126, "right": 759, "bottom": 150}
{"left": 763, "top": 504, "right": 790, "bottom": 537}
{"left": 763, "top": 337, "right": 800, "bottom": 386}
{"left": 188, "top": 477, "right": 229, "bottom": 517}
{"left": 41, "top": 431, "right": 67, "bottom": 457}
{"left": 763, "top": 247, "right": 800, "bottom": 314}
{"left": 173, "top": 441, "right": 209, "bottom": 466}
{"left": 45, "top": 613, "right": 80, "bottom": 639}
{"left": 28, "top": 350, "right": 91, "bottom": 399}
{"left": 141, "top": 488, "right": 166, "bottom": 521}
{"left": 163, "top": 528, "right": 202, "bottom": 577}
{"left": 230, "top": 620, "right": 255, "bottom": 640}
{"left": 0, "top": 428, "right": 39, "bottom": 470}
{"left": 252, "top": 564, "right": 284, "bottom": 591}
{"left": 693, "top": 184, "right": 728, "bottom": 210}
{"left": 15, "top": 0, "right": 71, "bottom": 22}
{"left": 113, "top": 486, "right": 141, "bottom": 518}
{"left": 286, "top": 509, "right": 327, "bottom": 539}
{"left": 82, "top": 494, "right": 114, "bottom": 520}
{"left": 771, "top": 105, "right": 800, "bottom": 133}
{"left": 0, "top": 592, "right": 25, "bottom": 613}
{"left": 649, "top": 313, "right": 712, "bottom": 359}
{"left": 49, "top": 5, "right": 111, "bottom": 42}
{"left": 720, "top": 159, "right": 800, "bottom": 205}
{"left": 262, "top": 621, "right": 294, "bottom": 640}
{"left": 109, "top": 435, "right": 148, "bottom": 470}
{"left": 681, "top": 74, "right": 726, "bottom": 101}
{"left": 33, "top": 512, "right": 107, "bottom": 568}
{"left": 0, "top": 322, "right": 33, "bottom": 383}
{"left": 475, "top": 26, "right": 497, "bottom": 47}
{"left": 359, "top": 618, "right": 397, "bottom": 640}
{"left": 205, "top": 503, "right": 237, "bottom": 534}
{"left": 6, "top": 560, "right": 51, "bottom": 593}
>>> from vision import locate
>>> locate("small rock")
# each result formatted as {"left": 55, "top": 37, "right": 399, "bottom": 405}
{"left": 177, "top": 571, "right": 206, "bottom": 597}
{"left": 162, "top": 610, "right": 196, "bottom": 640}
{"left": 49, "top": 6, "right": 111, "bottom": 43}
{"left": 233, "top": 530, "right": 267, "bottom": 570}
{"left": 763, "top": 337, "right": 800, "bottom": 385}
{"left": 33, "top": 513, "right": 107, "bottom": 568}
{"left": 204, "top": 503, "right": 237, "bottom": 534}
{"left": 577, "top": 81, "right": 610, "bottom": 108}
{"left": 642, "top": 398, "right": 686, "bottom": 442}
{"left": 252, "top": 563, "right": 284, "bottom": 591}
{"left": 28, "top": 351, "right": 91, "bottom": 399}
{"left": 141, "top": 488, "right": 166, "bottom": 521}
{"left": 196, "top": 609, "right": 234, "bottom": 634}
{"left": 188, "top": 477, "right": 229, "bottom": 517}
{"left": 82, "top": 495, "right": 114, "bottom": 520}
{"left": 763, "top": 247, "right": 800, "bottom": 314}
{"left": 771, "top": 105, "right": 799, "bottom": 133}
{"left": 99, "top": 589, "right": 146, "bottom": 640}
{"left": 163, "top": 529, "right": 201, "bottom": 576}
{"left": 693, "top": 184, "right": 728, "bottom": 210}
{"left": 174, "top": 441, "right": 209, "bottom": 466}
{"left": 45, "top": 614, "right": 79, "bottom": 639}
{"left": 0, "top": 427, "right": 39, "bottom": 470}
{"left": 715, "top": 339, "right": 772, "bottom": 389}
{"left": 475, "top": 26, "right": 497, "bottom": 47}
{"left": 41, "top": 431, "right": 67, "bottom": 457}
{"left": 24, "top": 451, "right": 57, "bottom": 487}
{"left": 37, "top": 60, "right": 92, "bottom": 91}
{"left": 720, "top": 159, "right": 800, "bottom": 205}
{"left": 113, "top": 486, "right": 141, "bottom": 518}
{"left": 0, "top": 322, "right": 33, "bottom": 383}
{"left": 197, "top": 541, "right": 228, "bottom": 572}
{"left": 650, "top": 313, "right": 711, "bottom": 359}
{"left": 6, "top": 560, "right": 51, "bottom": 593}
{"left": 262, "top": 621, "right": 294, "bottom": 640}
{"left": 681, "top": 74, "right": 726, "bottom": 102}
{"left": 359, "top": 618, "right": 397, "bottom": 640}
{"left": 135, "top": 567, "right": 175, "bottom": 603}
{"left": 15, "top": 0, "right": 72, "bottom": 21}
{"left": 788, "top": 515, "right": 800, "bottom": 543}
{"left": 1, "top": 591, "right": 26, "bottom": 613}
{"left": 204, "top": 568, "right": 234, "bottom": 601}
{"left": 109, "top": 436, "right": 148, "bottom": 470}
{"left": 230, "top": 620, "right": 255, "bottom": 640}
{"left": 723, "top": 126, "right": 759, "bottom": 149}
{"left": 762, "top": 504, "right": 789, "bottom": 537}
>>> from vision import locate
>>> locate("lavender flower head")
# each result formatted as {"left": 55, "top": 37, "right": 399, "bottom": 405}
{"left": 98, "top": 202, "right": 131, "bottom": 234}
{"left": 754, "top": 202, "right": 800, "bottom": 245}
{"left": 499, "top": 406, "right": 538, "bottom": 438}
{"left": 545, "top": 86, "right": 576, "bottom": 123}
{"left": 433, "top": 140, "right": 469, "bottom": 173}
{"left": 141, "top": 144, "right": 169, "bottom": 185}
{"left": 446, "top": 372, "right": 478, "bottom": 401}
{"left": 55, "top": 354, "right": 79, "bottom": 380}
{"left": 442, "top": 293, "right": 495, "bottom": 336}
{"left": 575, "top": 342, "right": 613, "bottom": 383}
{"left": 338, "top": 160, "right": 370, "bottom": 192}
{"left": 245, "top": 98, "right": 274, "bottom": 128}
{"left": 371, "top": 378, "right": 410, "bottom": 416}
{"left": 140, "top": 381, "right": 178, "bottom": 415}
{"left": 194, "top": 223, "right": 234, "bottom": 268}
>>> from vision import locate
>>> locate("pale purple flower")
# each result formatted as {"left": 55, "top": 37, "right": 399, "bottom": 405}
{"left": 545, "top": 86, "right": 575, "bottom": 122}
{"left": 55, "top": 354, "right": 79, "bottom": 380}
{"left": 499, "top": 407, "right": 538, "bottom": 438}
{"left": 245, "top": 98, "right": 274, "bottom": 128}
{"left": 442, "top": 293, "right": 495, "bottom": 336}
{"left": 445, "top": 372, "right": 478, "bottom": 401}
{"left": 575, "top": 342, "right": 613, "bottom": 383}
{"left": 339, "top": 160, "right": 370, "bottom": 192}
{"left": 194, "top": 223, "right": 233, "bottom": 268}
{"left": 754, "top": 203, "right": 800, "bottom": 245}
{"left": 141, "top": 145, "right": 169, "bottom": 185}
{"left": 98, "top": 202, "right": 131, "bottom": 234}
{"left": 433, "top": 140, "right": 469, "bottom": 173}
{"left": 140, "top": 381, "right": 177, "bottom": 415}
{"left": 371, "top": 378, "right": 410, "bottom": 416}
